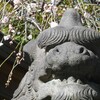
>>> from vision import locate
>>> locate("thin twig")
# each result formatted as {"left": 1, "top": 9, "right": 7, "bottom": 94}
{"left": 26, "top": 17, "right": 42, "bottom": 32}
{"left": 2, "top": 0, "right": 11, "bottom": 17}
{"left": 0, "top": 41, "right": 21, "bottom": 69}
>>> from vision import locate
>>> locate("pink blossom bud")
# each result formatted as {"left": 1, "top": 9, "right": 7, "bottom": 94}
{"left": 9, "top": 41, "right": 13, "bottom": 45}
{"left": 1, "top": 16, "right": 9, "bottom": 24}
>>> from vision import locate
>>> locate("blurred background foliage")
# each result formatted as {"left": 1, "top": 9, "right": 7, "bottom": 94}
{"left": 0, "top": 0, "right": 100, "bottom": 43}
{"left": 0, "top": 0, "right": 100, "bottom": 86}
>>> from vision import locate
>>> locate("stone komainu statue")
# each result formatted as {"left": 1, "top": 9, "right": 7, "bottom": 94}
{"left": 12, "top": 8, "right": 100, "bottom": 100}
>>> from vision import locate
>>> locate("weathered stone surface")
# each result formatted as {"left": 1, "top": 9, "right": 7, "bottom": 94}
{"left": 12, "top": 8, "right": 100, "bottom": 100}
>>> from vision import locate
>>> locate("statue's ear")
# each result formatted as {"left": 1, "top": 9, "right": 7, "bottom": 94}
{"left": 23, "top": 39, "right": 36, "bottom": 66}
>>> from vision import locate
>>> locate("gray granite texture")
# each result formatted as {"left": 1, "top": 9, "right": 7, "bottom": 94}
{"left": 12, "top": 8, "right": 100, "bottom": 100}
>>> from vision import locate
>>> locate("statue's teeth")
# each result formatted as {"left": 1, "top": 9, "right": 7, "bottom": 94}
{"left": 52, "top": 74, "right": 55, "bottom": 79}
{"left": 62, "top": 79, "right": 67, "bottom": 83}
{"left": 76, "top": 79, "right": 83, "bottom": 84}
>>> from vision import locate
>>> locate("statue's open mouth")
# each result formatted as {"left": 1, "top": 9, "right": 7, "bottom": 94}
{"left": 37, "top": 77, "right": 99, "bottom": 100}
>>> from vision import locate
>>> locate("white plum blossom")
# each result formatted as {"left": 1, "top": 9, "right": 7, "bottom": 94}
{"left": 18, "top": 16, "right": 23, "bottom": 20}
{"left": 0, "top": 42, "right": 3, "bottom": 46}
{"left": 84, "top": 12, "right": 91, "bottom": 19}
{"left": 13, "top": 0, "right": 22, "bottom": 8}
{"left": 16, "top": 52, "right": 21, "bottom": 56}
{"left": 51, "top": 0, "right": 55, "bottom": 5}
{"left": 3, "top": 35, "right": 11, "bottom": 41}
{"left": 11, "top": 30, "right": 16, "bottom": 33}
{"left": 50, "top": 22, "right": 58, "bottom": 28}
{"left": 13, "top": 0, "right": 22, "bottom": 5}
{"left": 17, "top": 31, "right": 21, "bottom": 35}
{"left": 44, "top": 4, "right": 52, "bottom": 13}
{"left": 27, "top": 3, "right": 37, "bottom": 14}
{"left": 52, "top": 5, "right": 58, "bottom": 14}
{"left": 74, "top": 5, "right": 80, "bottom": 10}
{"left": 28, "top": 34, "right": 32, "bottom": 40}
{"left": 63, "top": 8, "right": 66, "bottom": 11}
{"left": 84, "top": 6, "right": 88, "bottom": 10}
{"left": 9, "top": 24, "right": 13, "bottom": 31}
{"left": 1, "top": 16, "right": 9, "bottom": 24}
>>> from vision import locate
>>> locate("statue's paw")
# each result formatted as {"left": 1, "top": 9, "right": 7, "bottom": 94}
{"left": 62, "top": 76, "right": 83, "bottom": 84}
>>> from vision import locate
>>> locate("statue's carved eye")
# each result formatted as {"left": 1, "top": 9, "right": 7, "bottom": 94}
{"left": 79, "top": 47, "right": 84, "bottom": 53}
{"left": 53, "top": 48, "right": 60, "bottom": 55}
{"left": 56, "top": 48, "right": 59, "bottom": 52}
{"left": 75, "top": 47, "right": 85, "bottom": 54}
{"left": 78, "top": 47, "right": 90, "bottom": 56}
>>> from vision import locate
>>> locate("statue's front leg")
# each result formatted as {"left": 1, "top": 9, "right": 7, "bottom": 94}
{"left": 12, "top": 71, "right": 37, "bottom": 100}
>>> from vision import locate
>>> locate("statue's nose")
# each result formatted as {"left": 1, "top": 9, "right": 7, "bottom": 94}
{"left": 76, "top": 46, "right": 90, "bottom": 55}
